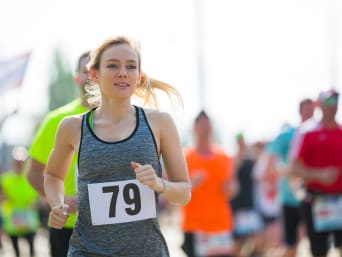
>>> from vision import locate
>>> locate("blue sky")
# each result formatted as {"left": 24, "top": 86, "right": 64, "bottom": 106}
{"left": 1, "top": 0, "right": 341, "bottom": 153}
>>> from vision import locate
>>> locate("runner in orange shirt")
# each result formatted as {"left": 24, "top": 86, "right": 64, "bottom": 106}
{"left": 181, "top": 110, "right": 238, "bottom": 257}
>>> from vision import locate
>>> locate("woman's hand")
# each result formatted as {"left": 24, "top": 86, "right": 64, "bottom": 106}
{"left": 49, "top": 204, "right": 69, "bottom": 229}
{"left": 131, "top": 161, "right": 165, "bottom": 193}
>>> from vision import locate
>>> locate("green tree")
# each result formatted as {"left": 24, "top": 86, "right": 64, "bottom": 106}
{"left": 48, "top": 47, "right": 78, "bottom": 111}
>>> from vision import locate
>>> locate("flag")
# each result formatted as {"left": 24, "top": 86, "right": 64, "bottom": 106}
{"left": 0, "top": 52, "right": 31, "bottom": 93}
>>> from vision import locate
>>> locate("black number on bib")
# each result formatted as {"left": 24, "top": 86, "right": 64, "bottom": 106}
{"left": 102, "top": 186, "right": 119, "bottom": 217}
{"left": 102, "top": 183, "right": 142, "bottom": 218}
{"left": 124, "top": 183, "right": 141, "bottom": 215}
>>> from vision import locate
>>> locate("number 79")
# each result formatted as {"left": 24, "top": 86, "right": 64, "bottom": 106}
{"left": 102, "top": 183, "right": 142, "bottom": 218}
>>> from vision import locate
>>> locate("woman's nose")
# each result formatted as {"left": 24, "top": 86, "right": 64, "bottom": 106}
{"left": 118, "top": 67, "right": 128, "bottom": 77}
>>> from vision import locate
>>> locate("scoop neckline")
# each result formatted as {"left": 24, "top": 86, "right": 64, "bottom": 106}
{"left": 85, "top": 105, "right": 139, "bottom": 144}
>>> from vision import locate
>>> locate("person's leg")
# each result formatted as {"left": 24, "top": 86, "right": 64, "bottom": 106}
{"left": 332, "top": 230, "right": 342, "bottom": 257}
{"left": 302, "top": 201, "right": 329, "bottom": 257}
{"left": 181, "top": 232, "right": 195, "bottom": 257}
{"left": 8, "top": 235, "right": 20, "bottom": 257}
{"left": 261, "top": 216, "right": 283, "bottom": 257}
{"left": 0, "top": 215, "right": 3, "bottom": 250}
{"left": 249, "top": 233, "right": 264, "bottom": 257}
{"left": 49, "top": 227, "right": 73, "bottom": 257}
{"left": 232, "top": 235, "right": 243, "bottom": 257}
{"left": 280, "top": 204, "right": 301, "bottom": 257}
{"left": 23, "top": 232, "right": 36, "bottom": 257}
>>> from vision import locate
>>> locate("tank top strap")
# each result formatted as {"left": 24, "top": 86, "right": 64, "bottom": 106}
{"left": 135, "top": 106, "right": 160, "bottom": 160}
{"left": 136, "top": 105, "right": 145, "bottom": 124}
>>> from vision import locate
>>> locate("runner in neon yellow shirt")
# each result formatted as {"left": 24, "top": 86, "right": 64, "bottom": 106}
{"left": 27, "top": 51, "right": 93, "bottom": 257}
{"left": 29, "top": 98, "right": 86, "bottom": 228}
{"left": 1, "top": 147, "right": 40, "bottom": 257}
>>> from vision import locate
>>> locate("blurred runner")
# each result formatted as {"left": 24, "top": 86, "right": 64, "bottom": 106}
{"left": 27, "top": 51, "right": 93, "bottom": 257}
{"left": 181, "top": 110, "right": 237, "bottom": 257}
{"left": 0, "top": 146, "right": 40, "bottom": 257}
{"left": 291, "top": 89, "right": 342, "bottom": 257}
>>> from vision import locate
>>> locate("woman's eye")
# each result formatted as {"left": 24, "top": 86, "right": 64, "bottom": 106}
{"left": 107, "top": 64, "right": 117, "bottom": 69}
{"left": 127, "top": 65, "right": 137, "bottom": 70}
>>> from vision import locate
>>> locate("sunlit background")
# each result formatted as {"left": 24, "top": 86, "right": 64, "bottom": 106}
{"left": 1, "top": 0, "right": 342, "bottom": 166}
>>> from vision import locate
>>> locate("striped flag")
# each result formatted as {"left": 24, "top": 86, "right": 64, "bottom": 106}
{"left": 0, "top": 52, "right": 31, "bottom": 93}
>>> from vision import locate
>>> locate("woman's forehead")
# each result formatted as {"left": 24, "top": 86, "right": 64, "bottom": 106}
{"left": 101, "top": 44, "right": 138, "bottom": 62}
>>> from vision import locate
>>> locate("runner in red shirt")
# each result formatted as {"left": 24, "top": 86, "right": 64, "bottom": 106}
{"left": 290, "top": 89, "right": 342, "bottom": 257}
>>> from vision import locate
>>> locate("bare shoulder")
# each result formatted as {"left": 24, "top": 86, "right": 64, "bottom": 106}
{"left": 59, "top": 114, "right": 83, "bottom": 132}
{"left": 143, "top": 108, "right": 174, "bottom": 127}
{"left": 56, "top": 114, "right": 83, "bottom": 148}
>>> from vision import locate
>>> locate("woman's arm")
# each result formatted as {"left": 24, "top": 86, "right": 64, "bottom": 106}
{"left": 132, "top": 110, "right": 190, "bottom": 205}
{"left": 156, "top": 112, "right": 191, "bottom": 205}
{"left": 44, "top": 116, "right": 81, "bottom": 228}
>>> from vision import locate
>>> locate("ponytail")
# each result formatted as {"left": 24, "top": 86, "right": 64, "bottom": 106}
{"left": 135, "top": 72, "right": 183, "bottom": 108}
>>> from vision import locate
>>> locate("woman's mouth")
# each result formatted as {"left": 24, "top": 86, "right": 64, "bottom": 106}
{"left": 114, "top": 83, "right": 129, "bottom": 87}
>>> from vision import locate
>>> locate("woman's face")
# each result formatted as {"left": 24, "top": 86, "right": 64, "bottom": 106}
{"left": 96, "top": 43, "right": 141, "bottom": 100}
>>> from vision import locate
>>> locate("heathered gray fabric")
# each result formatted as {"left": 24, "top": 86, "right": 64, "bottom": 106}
{"left": 68, "top": 106, "right": 170, "bottom": 257}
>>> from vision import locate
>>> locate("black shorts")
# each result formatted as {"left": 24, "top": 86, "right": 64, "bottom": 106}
{"left": 302, "top": 201, "right": 342, "bottom": 256}
{"left": 49, "top": 227, "right": 73, "bottom": 257}
{"left": 181, "top": 233, "right": 196, "bottom": 257}
{"left": 261, "top": 213, "right": 278, "bottom": 225}
{"left": 281, "top": 204, "right": 303, "bottom": 246}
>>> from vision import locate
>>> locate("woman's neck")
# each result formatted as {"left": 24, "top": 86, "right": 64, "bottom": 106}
{"left": 96, "top": 100, "right": 134, "bottom": 123}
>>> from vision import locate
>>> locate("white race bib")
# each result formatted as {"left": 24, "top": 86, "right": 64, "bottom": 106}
{"left": 195, "top": 230, "right": 234, "bottom": 257}
{"left": 11, "top": 209, "right": 39, "bottom": 231}
{"left": 312, "top": 195, "right": 342, "bottom": 232}
{"left": 234, "top": 209, "right": 264, "bottom": 235}
{"left": 88, "top": 179, "right": 157, "bottom": 226}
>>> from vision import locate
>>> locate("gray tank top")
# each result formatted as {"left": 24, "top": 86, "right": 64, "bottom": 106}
{"left": 68, "top": 106, "right": 170, "bottom": 257}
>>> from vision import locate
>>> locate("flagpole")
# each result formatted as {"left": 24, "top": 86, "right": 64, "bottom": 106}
{"left": 194, "top": 0, "right": 206, "bottom": 110}
{"left": 327, "top": 0, "right": 339, "bottom": 89}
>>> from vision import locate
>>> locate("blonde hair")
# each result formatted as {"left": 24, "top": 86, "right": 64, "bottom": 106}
{"left": 87, "top": 35, "right": 182, "bottom": 108}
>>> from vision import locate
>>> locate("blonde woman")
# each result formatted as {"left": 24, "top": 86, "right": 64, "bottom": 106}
{"left": 44, "top": 36, "right": 191, "bottom": 257}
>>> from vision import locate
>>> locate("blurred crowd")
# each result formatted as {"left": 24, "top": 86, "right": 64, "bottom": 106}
{"left": 174, "top": 89, "right": 342, "bottom": 257}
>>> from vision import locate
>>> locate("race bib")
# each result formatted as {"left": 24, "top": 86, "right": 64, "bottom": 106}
{"left": 312, "top": 195, "right": 342, "bottom": 232}
{"left": 12, "top": 209, "right": 39, "bottom": 231}
{"left": 88, "top": 179, "right": 157, "bottom": 226}
{"left": 234, "top": 210, "right": 264, "bottom": 235}
{"left": 195, "top": 230, "right": 234, "bottom": 257}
